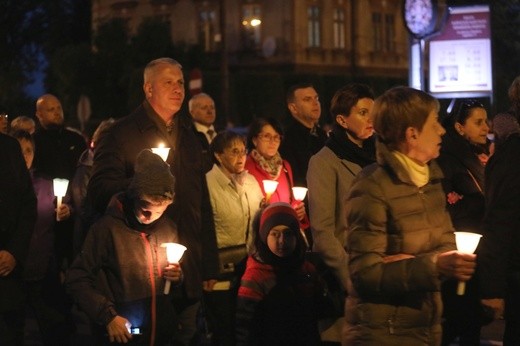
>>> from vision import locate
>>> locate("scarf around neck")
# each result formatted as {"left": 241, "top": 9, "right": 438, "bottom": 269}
{"left": 325, "top": 127, "right": 376, "bottom": 168}
{"left": 392, "top": 150, "right": 430, "bottom": 187}
{"left": 251, "top": 149, "right": 283, "bottom": 180}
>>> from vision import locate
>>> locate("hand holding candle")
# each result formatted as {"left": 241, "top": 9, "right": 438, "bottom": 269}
{"left": 161, "top": 243, "right": 187, "bottom": 294}
{"left": 53, "top": 178, "right": 69, "bottom": 221}
{"left": 151, "top": 143, "right": 171, "bottom": 162}
{"left": 262, "top": 179, "right": 278, "bottom": 204}
{"left": 454, "top": 231, "right": 482, "bottom": 295}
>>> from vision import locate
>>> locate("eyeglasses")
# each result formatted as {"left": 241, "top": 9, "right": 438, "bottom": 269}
{"left": 227, "top": 148, "right": 248, "bottom": 157}
{"left": 257, "top": 133, "right": 282, "bottom": 143}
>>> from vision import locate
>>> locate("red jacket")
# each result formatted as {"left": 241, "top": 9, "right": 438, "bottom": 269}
{"left": 245, "top": 155, "right": 309, "bottom": 229}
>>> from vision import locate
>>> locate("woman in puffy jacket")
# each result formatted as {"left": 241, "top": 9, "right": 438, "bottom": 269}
{"left": 343, "top": 87, "right": 477, "bottom": 345}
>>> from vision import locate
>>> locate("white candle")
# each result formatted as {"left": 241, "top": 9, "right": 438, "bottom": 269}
{"left": 454, "top": 231, "right": 482, "bottom": 295}
{"left": 151, "top": 143, "right": 170, "bottom": 162}
{"left": 292, "top": 187, "right": 308, "bottom": 201}
{"left": 262, "top": 179, "right": 278, "bottom": 203}
{"left": 161, "top": 243, "right": 187, "bottom": 294}
{"left": 53, "top": 178, "right": 69, "bottom": 221}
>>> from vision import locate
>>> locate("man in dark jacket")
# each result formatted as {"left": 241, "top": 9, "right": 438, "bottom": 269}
{"left": 33, "top": 94, "right": 88, "bottom": 269}
{"left": 87, "top": 57, "right": 219, "bottom": 345}
{"left": 0, "top": 133, "right": 37, "bottom": 345}
{"left": 480, "top": 131, "right": 520, "bottom": 344}
{"left": 279, "top": 83, "right": 327, "bottom": 187}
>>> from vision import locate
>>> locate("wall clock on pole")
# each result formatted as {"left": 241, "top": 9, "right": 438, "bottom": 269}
{"left": 403, "top": 0, "right": 439, "bottom": 39}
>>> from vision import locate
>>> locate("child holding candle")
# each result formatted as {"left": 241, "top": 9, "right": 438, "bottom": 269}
{"left": 66, "top": 149, "right": 183, "bottom": 345}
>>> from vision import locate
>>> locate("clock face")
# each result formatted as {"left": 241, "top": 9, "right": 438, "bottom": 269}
{"left": 404, "top": 0, "right": 436, "bottom": 37}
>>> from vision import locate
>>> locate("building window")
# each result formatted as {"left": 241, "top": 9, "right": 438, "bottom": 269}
{"left": 372, "top": 11, "right": 395, "bottom": 53}
{"left": 384, "top": 14, "right": 395, "bottom": 52}
{"left": 307, "top": 5, "right": 321, "bottom": 48}
{"left": 241, "top": 2, "right": 262, "bottom": 50}
{"left": 333, "top": 7, "right": 345, "bottom": 49}
{"left": 199, "top": 9, "right": 217, "bottom": 52}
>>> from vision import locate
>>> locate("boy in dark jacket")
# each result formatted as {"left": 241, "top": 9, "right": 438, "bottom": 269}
{"left": 66, "top": 149, "right": 183, "bottom": 345}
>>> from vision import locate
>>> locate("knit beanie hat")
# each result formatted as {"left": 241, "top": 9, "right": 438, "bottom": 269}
{"left": 128, "top": 149, "right": 175, "bottom": 199}
{"left": 259, "top": 202, "right": 299, "bottom": 243}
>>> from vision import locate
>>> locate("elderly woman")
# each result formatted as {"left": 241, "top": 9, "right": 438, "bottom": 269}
{"left": 245, "top": 117, "right": 308, "bottom": 229}
{"left": 343, "top": 86, "right": 477, "bottom": 345}
{"left": 205, "top": 130, "right": 264, "bottom": 346}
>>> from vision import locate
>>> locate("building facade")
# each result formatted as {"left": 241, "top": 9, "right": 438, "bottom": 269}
{"left": 92, "top": 0, "right": 409, "bottom": 78}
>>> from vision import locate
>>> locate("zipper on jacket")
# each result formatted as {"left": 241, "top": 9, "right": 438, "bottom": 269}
{"left": 141, "top": 232, "right": 157, "bottom": 346}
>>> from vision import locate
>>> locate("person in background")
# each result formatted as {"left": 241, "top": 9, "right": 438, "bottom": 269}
{"left": 436, "top": 100, "right": 492, "bottom": 345}
{"left": 0, "top": 132, "right": 37, "bottom": 345}
{"left": 66, "top": 150, "right": 183, "bottom": 346}
{"left": 33, "top": 94, "right": 88, "bottom": 271}
{"left": 33, "top": 94, "right": 87, "bottom": 181}
{"left": 307, "top": 83, "right": 376, "bottom": 341}
{"left": 204, "top": 131, "right": 263, "bottom": 345}
{"left": 279, "top": 83, "right": 327, "bottom": 187}
{"left": 236, "top": 202, "right": 323, "bottom": 346}
{"left": 492, "top": 75, "right": 520, "bottom": 146}
{"left": 70, "top": 118, "right": 115, "bottom": 255}
{"left": 1, "top": 112, "right": 9, "bottom": 133}
{"left": 11, "top": 129, "right": 74, "bottom": 345}
{"left": 87, "top": 57, "right": 219, "bottom": 345}
{"left": 189, "top": 93, "right": 218, "bottom": 173}
{"left": 343, "top": 86, "right": 476, "bottom": 345}
{"left": 11, "top": 115, "right": 36, "bottom": 134}
{"left": 189, "top": 93, "right": 217, "bottom": 146}
{"left": 245, "top": 117, "right": 309, "bottom": 241}
{"left": 479, "top": 75, "right": 520, "bottom": 345}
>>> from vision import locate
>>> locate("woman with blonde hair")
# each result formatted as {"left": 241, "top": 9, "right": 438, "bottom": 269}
{"left": 343, "top": 86, "right": 476, "bottom": 345}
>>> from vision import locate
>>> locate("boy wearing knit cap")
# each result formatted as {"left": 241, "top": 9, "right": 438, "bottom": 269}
{"left": 66, "top": 150, "right": 183, "bottom": 345}
{"left": 236, "top": 202, "right": 323, "bottom": 346}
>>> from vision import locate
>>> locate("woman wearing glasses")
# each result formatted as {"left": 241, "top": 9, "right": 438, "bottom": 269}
{"left": 436, "top": 99, "right": 493, "bottom": 345}
{"left": 245, "top": 117, "right": 308, "bottom": 230}
{"left": 205, "top": 130, "right": 264, "bottom": 345}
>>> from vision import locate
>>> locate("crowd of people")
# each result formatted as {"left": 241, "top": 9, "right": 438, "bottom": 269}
{"left": 1, "top": 56, "right": 520, "bottom": 346}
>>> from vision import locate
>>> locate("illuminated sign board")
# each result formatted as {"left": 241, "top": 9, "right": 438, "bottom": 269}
{"left": 429, "top": 5, "right": 492, "bottom": 96}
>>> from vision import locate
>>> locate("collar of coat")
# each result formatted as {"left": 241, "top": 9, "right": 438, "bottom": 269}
{"left": 375, "top": 138, "right": 444, "bottom": 186}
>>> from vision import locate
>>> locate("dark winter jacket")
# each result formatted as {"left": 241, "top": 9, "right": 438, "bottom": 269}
{"left": 344, "top": 139, "right": 456, "bottom": 345}
{"left": 236, "top": 256, "right": 322, "bottom": 346}
{"left": 279, "top": 116, "right": 327, "bottom": 187}
{"left": 32, "top": 125, "right": 87, "bottom": 180}
{"left": 437, "top": 127, "right": 487, "bottom": 234}
{"left": 87, "top": 101, "right": 219, "bottom": 298}
{"left": 66, "top": 193, "right": 180, "bottom": 345}
{"left": 0, "top": 133, "right": 37, "bottom": 311}
{"left": 480, "top": 133, "right": 520, "bottom": 299}
{"left": 23, "top": 172, "right": 57, "bottom": 281}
